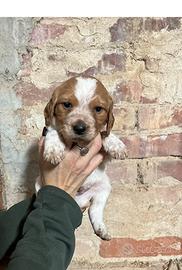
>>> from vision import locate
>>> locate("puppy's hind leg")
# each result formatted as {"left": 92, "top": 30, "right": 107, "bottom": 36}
{"left": 88, "top": 181, "right": 111, "bottom": 241}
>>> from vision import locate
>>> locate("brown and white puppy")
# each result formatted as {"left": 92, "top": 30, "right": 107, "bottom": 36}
{"left": 36, "top": 76, "right": 126, "bottom": 240}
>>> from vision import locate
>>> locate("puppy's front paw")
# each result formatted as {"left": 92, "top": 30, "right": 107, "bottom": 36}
{"left": 43, "top": 128, "right": 65, "bottom": 165}
{"left": 44, "top": 143, "right": 65, "bottom": 165}
{"left": 103, "top": 133, "right": 127, "bottom": 160}
{"left": 110, "top": 140, "right": 127, "bottom": 160}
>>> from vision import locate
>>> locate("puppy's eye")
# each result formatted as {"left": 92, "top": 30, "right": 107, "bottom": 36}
{"left": 95, "top": 106, "right": 103, "bottom": 113}
{"left": 63, "top": 102, "right": 72, "bottom": 109}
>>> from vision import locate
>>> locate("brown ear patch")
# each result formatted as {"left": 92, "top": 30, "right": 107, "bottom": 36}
{"left": 106, "top": 98, "right": 115, "bottom": 136}
{"left": 44, "top": 77, "right": 77, "bottom": 126}
{"left": 44, "top": 93, "right": 58, "bottom": 126}
{"left": 95, "top": 80, "right": 115, "bottom": 136}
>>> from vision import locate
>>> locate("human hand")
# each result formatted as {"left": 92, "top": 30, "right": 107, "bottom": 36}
{"left": 38, "top": 133, "right": 103, "bottom": 198}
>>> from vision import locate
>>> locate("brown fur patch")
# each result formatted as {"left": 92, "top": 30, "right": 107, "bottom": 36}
{"left": 93, "top": 80, "right": 114, "bottom": 136}
{"left": 44, "top": 77, "right": 78, "bottom": 126}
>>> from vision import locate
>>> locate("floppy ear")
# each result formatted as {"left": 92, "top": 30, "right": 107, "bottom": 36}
{"left": 44, "top": 93, "right": 57, "bottom": 126}
{"left": 106, "top": 98, "right": 115, "bottom": 136}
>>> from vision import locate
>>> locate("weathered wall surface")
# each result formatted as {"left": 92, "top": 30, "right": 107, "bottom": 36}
{"left": 0, "top": 17, "right": 182, "bottom": 269}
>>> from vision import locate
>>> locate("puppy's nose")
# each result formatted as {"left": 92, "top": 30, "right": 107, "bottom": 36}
{"left": 73, "top": 120, "right": 87, "bottom": 135}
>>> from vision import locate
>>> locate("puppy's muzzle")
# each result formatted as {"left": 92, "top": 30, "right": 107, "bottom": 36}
{"left": 72, "top": 120, "right": 87, "bottom": 135}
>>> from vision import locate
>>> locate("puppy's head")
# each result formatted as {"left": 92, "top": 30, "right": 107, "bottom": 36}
{"left": 44, "top": 76, "right": 114, "bottom": 145}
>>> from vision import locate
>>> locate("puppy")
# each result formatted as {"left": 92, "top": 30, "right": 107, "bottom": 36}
{"left": 36, "top": 76, "right": 127, "bottom": 240}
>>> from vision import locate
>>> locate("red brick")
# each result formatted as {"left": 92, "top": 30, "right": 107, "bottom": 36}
{"left": 110, "top": 18, "right": 143, "bottom": 42}
{"left": 122, "top": 133, "right": 182, "bottom": 158}
{"left": 15, "top": 82, "right": 54, "bottom": 105}
{"left": 98, "top": 53, "right": 126, "bottom": 73}
{"left": 31, "top": 23, "right": 66, "bottom": 45}
{"left": 141, "top": 158, "right": 182, "bottom": 184}
{"left": 106, "top": 160, "right": 137, "bottom": 184}
{"left": 100, "top": 236, "right": 182, "bottom": 258}
{"left": 144, "top": 17, "right": 181, "bottom": 32}
{"left": 138, "top": 105, "right": 182, "bottom": 130}
{"left": 114, "top": 80, "right": 143, "bottom": 103}
{"left": 113, "top": 106, "right": 136, "bottom": 131}
{"left": 110, "top": 18, "right": 181, "bottom": 42}
{"left": 67, "top": 53, "right": 126, "bottom": 77}
{"left": 157, "top": 159, "right": 182, "bottom": 182}
{"left": 140, "top": 96, "right": 158, "bottom": 104}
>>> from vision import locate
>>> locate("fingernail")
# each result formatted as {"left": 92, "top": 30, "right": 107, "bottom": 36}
{"left": 42, "top": 127, "right": 48, "bottom": 136}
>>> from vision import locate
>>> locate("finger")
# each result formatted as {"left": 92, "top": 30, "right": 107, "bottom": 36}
{"left": 82, "top": 153, "right": 103, "bottom": 177}
{"left": 65, "top": 145, "right": 81, "bottom": 163}
{"left": 76, "top": 134, "right": 102, "bottom": 167}
{"left": 61, "top": 133, "right": 102, "bottom": 172}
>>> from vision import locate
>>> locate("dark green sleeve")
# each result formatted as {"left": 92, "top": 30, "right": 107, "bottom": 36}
{"left": 2, "top": 186, "right": 82, "bottom": 270}
{"left": 0, "top": 195, "right": 36, "bottom": 260}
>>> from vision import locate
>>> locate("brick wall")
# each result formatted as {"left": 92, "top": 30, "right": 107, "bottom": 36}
{"left": 0, "top": 180, "right": 3, "bottom": 209}
{"left": 0, "top": 17, "right": 182, "bottom": 269}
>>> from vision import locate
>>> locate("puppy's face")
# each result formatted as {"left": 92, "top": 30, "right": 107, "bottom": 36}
{"left": 44, "top": 76, "right": 114, "bottom": 145}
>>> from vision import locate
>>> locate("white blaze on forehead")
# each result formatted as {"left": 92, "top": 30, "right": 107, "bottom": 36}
{"left": 75, "top": 77, "right": 97, "bottom": 105}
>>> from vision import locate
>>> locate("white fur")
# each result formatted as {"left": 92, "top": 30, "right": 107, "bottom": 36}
{"left": 44, "top": 127, "right": 65, "bottom": 164}
{"left": 75, "top": 168, "right": 112, "bottom": 240}
{"left": 75, "top": 77, "right": 97, "bottom": 106}
{"left": 103, "top": 133, "right": 127, "bottom": 159}
{"left": 62, "top": 77, "right": 98, "bottom": 141}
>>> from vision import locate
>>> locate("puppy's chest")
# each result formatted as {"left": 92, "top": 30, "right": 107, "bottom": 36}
{"left": 77, "top": 167, "right": 107, "bottom": 195}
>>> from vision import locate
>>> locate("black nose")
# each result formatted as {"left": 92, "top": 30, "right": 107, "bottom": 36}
{"left": 73, "top": 121, "right": 87, "bottom": 135}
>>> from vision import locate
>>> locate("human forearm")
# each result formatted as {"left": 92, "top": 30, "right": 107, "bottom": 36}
{"left": 7, "top": 186, "right": 82, "bottom": 270}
